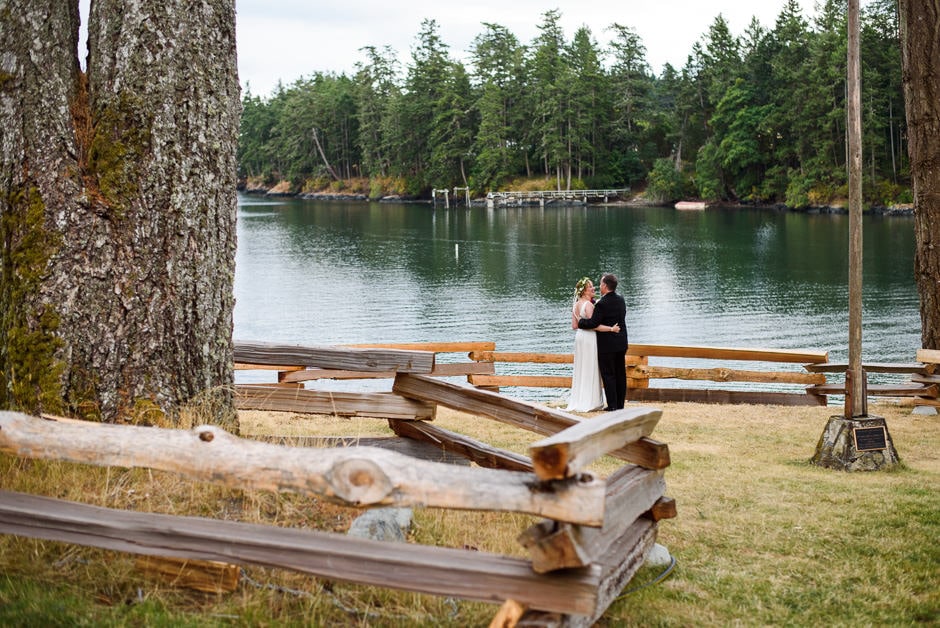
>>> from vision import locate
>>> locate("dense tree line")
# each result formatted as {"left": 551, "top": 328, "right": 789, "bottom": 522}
{"left": 239, "top": 0, "right": 908, "bottom": 207}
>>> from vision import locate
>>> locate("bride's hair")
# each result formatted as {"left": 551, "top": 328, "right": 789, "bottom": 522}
{"left": 574, "top": 276, "right": 592, "bottom": 299}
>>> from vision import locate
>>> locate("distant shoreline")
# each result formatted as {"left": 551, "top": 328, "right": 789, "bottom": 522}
{"left": 239, "top": 188, "right": 915, "bottom": 216}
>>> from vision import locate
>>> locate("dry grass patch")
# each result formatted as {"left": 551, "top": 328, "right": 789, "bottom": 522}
{"left": 603, "top": 401, "right": 940, "bottom": 627}
{"left": 2, "top": 400, "right": 938, "bottom": 626}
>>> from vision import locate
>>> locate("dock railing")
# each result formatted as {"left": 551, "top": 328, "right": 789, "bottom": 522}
{"left": 486, "top": 189, "right": 629, "bottom": 207}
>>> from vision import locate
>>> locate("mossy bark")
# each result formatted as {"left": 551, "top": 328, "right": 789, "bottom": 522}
{"left": 0, "top": 0, "right": 239, "bottom": 426}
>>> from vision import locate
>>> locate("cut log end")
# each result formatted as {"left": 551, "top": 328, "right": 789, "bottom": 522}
{"left": 530, "top": 446, "right": 569, "bottom": 480}
{"left": 490, "top": 598, "right": 528, "bottom": 627}
{"left": 328, "top": 457, "right": 394, "bottom": 505}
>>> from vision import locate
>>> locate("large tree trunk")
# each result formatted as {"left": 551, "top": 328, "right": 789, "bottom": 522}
{"left": 899, "top": 0, "right": 940, "bottom": 350}
{"left": 1, "top": 0, "right": 84, "bottom": 416}
{"left": 0, "top": 0, "right": 240, "bottom": 424}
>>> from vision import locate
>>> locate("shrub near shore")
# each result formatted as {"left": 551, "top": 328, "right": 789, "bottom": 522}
{"left": 2, "top": 401, "right": 937, "bottom": 625}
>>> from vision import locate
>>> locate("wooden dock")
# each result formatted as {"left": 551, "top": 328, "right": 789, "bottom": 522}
{"left": 486, "top": 189, "right": 630, "bottom": 208}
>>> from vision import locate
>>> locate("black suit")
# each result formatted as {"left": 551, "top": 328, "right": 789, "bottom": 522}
{"left": 577, "top": 291, "right": 628, "bottom": 409}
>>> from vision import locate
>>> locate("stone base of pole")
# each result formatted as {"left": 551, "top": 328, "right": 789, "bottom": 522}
{"left": 810, "top": 415, "right": 900, "bottom": 471}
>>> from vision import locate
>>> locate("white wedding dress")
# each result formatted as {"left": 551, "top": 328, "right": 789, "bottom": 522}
{"left": 565, "top": 301, "right": 605, "bottom": 412}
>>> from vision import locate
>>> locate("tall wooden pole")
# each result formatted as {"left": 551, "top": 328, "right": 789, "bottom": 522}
{"left": 846, "top": 0, "right": 866, "bottom": 417}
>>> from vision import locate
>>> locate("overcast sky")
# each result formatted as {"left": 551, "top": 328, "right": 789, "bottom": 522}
{"left": 77, "top": 1, "right": 822, "bottom": 97}
{"left": 235, "top": 0, "right": 821, "bottom": 97}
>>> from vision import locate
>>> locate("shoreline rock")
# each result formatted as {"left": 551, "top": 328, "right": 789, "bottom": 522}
{"left": 299, "top": 192, "right": 369, "bottom": 201}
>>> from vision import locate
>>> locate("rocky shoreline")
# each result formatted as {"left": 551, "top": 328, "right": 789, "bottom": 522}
{"left": 239, "top": 186, "right": 915, "bottom": 216}
{"left": 241, "top": 184, "right": 422, "bottom": 204}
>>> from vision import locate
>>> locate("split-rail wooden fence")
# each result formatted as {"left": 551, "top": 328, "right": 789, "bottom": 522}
{"left": 237, "top": 341, "right": 939, "bottom": 409}
{"left": 0, "top": 342, "right": 676, "bottom": 627}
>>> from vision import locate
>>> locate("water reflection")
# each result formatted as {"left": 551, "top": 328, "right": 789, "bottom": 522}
{"left": 234, "top": 195, "right": 921, "bottom": 398}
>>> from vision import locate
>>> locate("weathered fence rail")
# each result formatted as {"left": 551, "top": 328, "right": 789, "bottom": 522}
{"left": 0, "top": 489, "right": 609, "bottom": 616}
{"left": 910, "top": 349, "right": 940, "bottom": 407}
{"left": 0, "top": 345, "right": 676, "bottom": 626}
{"left": 463, "top": 344, "right": 832, "bottom": 406}
{"left": 236, "top": 340, "right": 938, "bottom": 407}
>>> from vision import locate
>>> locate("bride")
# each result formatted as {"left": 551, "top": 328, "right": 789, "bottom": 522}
{"left": 566, "top": 277, "right": 619, "bottom": 412}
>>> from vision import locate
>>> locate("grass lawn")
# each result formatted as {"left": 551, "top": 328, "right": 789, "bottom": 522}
{"left": 603, "top": 402, "right": 939, "bottom": 627}
{"left": 1, "top": 400, "right": 938, "bottom": 626}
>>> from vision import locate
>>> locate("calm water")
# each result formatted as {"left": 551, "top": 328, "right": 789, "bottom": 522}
{"left": 234, "top": 194, "right": 920, "bottom": 399}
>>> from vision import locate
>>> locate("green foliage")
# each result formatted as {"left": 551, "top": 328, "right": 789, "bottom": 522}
{"left": 301, "top": 175, "right": 332, "bottom": 194}
{"left": 646, "top": 158, "right": 686, "bottom": 204}
{"left": 427, "top": 62, "right": 476, "bottom": 189}
{"left": 785, "top": 171, "right": 816, "bottom": 208}
{"left": 369, "top": 177, "right": 386, "bottom": 200}
{"left": 867, "top": 179, "right": 913, "bottom": 207}
{"left": 469, "top": 23, "right": 526, "bottom": 192}
{"left": 236, "top": 3, "right": 911, "bottom": 205}
{"left": 354, "top": 46, "right": 401, "bottom": 180}
{"left": 694, "top": 142, "right": 723, "bottom": 202}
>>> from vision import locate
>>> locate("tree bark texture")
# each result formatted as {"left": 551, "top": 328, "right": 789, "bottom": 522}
{"left": 0, "top": 0, "right": 240, "bottom": 423}
{"left": 899, "top": 0, "right": 940, "bottom": 350}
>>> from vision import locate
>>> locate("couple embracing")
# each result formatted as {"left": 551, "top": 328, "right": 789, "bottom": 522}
{"left": 565, "top": 273, "right": 629, "bottom": 412}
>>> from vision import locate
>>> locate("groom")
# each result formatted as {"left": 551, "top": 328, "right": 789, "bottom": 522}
{"left": 577, "top": 273, "right": 628, "bottom": 410}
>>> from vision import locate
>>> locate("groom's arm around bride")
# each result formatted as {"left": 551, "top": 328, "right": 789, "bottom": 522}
{"left": 577, "top": 274, "right": 629, "bottom": 410}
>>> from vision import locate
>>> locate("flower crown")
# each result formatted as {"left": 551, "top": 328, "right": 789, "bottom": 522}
{"left": 575, "top": 276, "right": 592, "bottom": 298}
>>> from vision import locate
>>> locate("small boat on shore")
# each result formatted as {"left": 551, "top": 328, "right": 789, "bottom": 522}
{"left": 675, "top": 201, "right": 708, "bottom": 210}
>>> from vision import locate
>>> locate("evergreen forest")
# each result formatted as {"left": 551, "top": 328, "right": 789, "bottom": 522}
{"left": 237, "top": 0, "right": 909, "bottom": 208}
